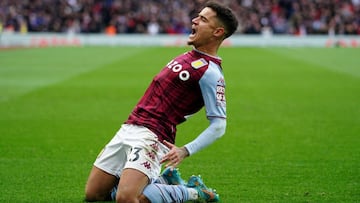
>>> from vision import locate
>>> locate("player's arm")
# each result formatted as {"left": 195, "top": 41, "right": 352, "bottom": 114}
{"left": 184, "top": 117, "right": 226, "bottom": 155}
{"left": 161, "top": 117, "right": 225, "bottom": 167}
{"left": 184, "top": 62, "right": 227, "bottom": 155}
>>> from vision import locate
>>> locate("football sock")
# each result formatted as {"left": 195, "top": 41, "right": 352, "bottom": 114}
{"left": 143, "top": 183, "right": 197, "bottom": 203}
{"left": 154, "top": 176, "right": 167, "bottom": 184}
{"left": 110, "top": 186, "right": 117, "bottom": 201}
{"left": 110, "top": 176, "right": 168, "bottom": 201}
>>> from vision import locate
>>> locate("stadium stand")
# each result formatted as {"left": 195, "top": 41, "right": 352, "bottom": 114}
{"left": 0, "top": 0, "right": 359, "bottom": 35}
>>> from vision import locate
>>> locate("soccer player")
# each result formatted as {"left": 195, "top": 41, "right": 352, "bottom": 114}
{"left": 85, "top": 1, "right": 238, "bottom": 202}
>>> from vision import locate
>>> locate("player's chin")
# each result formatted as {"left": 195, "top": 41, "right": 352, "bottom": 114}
{"left": 187, "top": 37, "right": 195, "bottom": 46}
{"left": 187, "top": 33, "right": 196, "bottom": 45}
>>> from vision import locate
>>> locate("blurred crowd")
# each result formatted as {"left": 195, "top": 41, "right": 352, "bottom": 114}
{"left": 0, "top": 0, "right": 359, "bottom": 35}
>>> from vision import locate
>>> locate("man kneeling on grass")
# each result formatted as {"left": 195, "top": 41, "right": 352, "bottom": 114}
{"left": 85, "top": 1, "right": 238, "bottom": 202}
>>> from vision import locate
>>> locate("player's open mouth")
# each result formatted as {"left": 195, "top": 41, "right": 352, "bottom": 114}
{"left": 191, "top": 28, "right": 196, "bottom": 34}
{"left": 189, "top": 28, "right": 196, "bottom": 38}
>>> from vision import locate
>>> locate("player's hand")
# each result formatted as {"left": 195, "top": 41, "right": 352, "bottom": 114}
{"left": 160, "top": 140, "right": 189, "bottom": 168}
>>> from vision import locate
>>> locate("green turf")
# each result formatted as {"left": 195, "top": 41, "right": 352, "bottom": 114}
{"left": 0, "top": 46, "right": 359, "bottom": 202}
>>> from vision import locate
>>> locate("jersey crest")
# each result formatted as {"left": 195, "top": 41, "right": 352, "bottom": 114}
{"left": 191, "top": 58, "right": 208, "bottom": 69}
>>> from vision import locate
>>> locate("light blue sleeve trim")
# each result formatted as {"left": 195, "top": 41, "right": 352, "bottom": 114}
{"left": 184, "top": 117, "right": 226, "bottom": 155}
{"left": 183, "top": 61, "right": 227, "bottom": 155}
{"left": 198, "top": 61, "right": 226, "bottom": 118}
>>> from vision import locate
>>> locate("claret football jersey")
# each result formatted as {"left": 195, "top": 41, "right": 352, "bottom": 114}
{"left": 126, "top": 49, "right": 226, "bottom": 143}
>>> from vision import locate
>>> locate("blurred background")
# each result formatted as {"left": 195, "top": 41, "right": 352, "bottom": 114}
{"left": 1, "top": 1, "right": 359, "bottom": 202}
{"left": 1, "top": 0, "right": 359, "bottom": 36}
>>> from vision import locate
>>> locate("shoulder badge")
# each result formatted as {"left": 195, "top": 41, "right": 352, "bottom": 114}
{"left": 191, "top": 58, "right": 208, "bottom": 69}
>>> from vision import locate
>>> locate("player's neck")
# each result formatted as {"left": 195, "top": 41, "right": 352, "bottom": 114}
{"left": 193, "top": 39, "right": 222, "bottom": 57}
{"left": 195, "top": 46, "right": 219, "bottom": 58}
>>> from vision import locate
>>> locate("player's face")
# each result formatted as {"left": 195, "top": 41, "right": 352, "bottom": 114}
{"left": 187, "top": 7, "right": 220, "bottom": 47}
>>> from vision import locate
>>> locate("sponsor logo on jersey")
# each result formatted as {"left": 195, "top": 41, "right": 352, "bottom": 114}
{"left": 191, "top": 58, "right": 208, "bottom": 69}
{"left": 167, "top": 59, "right": 190, "bottom": 81}
{"left": 216, "top": 77, "right": 226, "bottom": 106}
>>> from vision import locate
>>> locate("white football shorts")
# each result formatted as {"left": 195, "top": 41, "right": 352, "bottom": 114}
{"left": 94, "top": 124, "right": 169, "bottom": 179}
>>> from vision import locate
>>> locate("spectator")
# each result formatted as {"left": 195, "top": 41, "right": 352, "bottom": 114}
{"left": 0, "top": 0, "right": 359, "bottom": 35}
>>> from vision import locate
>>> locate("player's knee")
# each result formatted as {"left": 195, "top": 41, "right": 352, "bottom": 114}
{"left": 116, "top": 193, "right": 137, "bottom": 203}
{"left": 84, "top": 187, "right": 95, "bottom": 202}
{"left": 84, "top": 188, "right": 108, "bottom": 202}
{"left": 139, "top": 194, "right": 151, "bottom": 203}
{"left": 84, "top": 191, "right": 97, "bottom": 202}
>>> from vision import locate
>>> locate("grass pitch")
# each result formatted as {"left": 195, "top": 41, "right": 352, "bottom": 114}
{"left": 0, "top": 46, "right": 359, "bottom": 202}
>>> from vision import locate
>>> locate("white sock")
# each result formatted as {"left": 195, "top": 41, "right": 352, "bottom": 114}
{"left": 187, "top": 188, "right": 199, "bottom": 200}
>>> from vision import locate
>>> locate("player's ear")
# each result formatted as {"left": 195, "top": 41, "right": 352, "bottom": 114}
{"left": 213, "top": 27, "right": 225, "bottom": 38}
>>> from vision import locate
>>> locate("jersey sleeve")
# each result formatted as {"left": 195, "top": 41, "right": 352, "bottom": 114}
{"left": 184, "top": 59, "right": 227, "bottom": 155}
{"left": 198, "top": 61, "right": 226, "bottom": 119}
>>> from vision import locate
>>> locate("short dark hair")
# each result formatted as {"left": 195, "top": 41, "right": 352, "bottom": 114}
{"left": 205, "top": 1, "right": 238, "bottom": 39}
